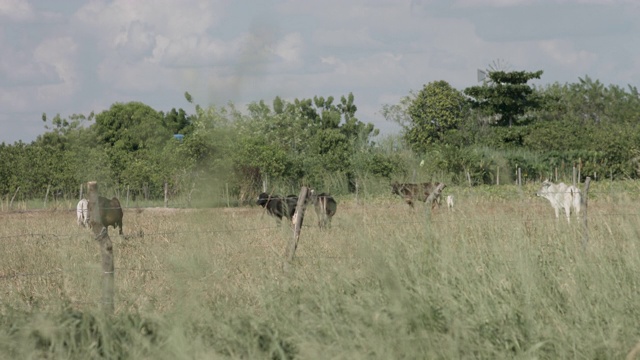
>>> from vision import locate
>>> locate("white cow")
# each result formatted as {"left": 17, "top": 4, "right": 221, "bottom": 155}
{"left": 446, "top": 195, "right": 454, "bottom": 210}
{"left": 76, "top": 199, "right": 89, "bottom": 227}
{"left": 536, "top": 180, "right": 581, "bottom": 223}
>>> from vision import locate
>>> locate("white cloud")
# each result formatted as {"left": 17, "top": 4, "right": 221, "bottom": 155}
{"left": 0, "top": 0, "right": 35, "bottom": 21}
{"left": 1, "top": 0, "right": 640, "bottom": 143}
{"left": 271, "top": 32, "right": 303, "bottom": 65}
{"left": 33, "top": 37, "right": 79, "bottom": 103}
{"left": 538, "top": 40, "right": 597, "bottom": 68}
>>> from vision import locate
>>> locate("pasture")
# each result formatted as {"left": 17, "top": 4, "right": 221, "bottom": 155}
{"left": 2, "top": 182, "right": 640, "bottom": 359}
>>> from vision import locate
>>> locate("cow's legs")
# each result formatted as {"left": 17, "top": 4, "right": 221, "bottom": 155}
{"left": 564, "top": 206, "right": 571, "bottom": 223}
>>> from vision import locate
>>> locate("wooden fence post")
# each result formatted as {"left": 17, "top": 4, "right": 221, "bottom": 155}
{"left": 581, "top": 177, "right": 591, "bottom": 251}
{"left": 9, "top": 187, "right": 20, "bottom": 210}
{"left": 44, "top": 184, "right": 50, "bottom": 208}
{"left": 225, "top": 183, "right": 230, "bottom": 207}
{"left": 496, "top": 166, "right": 500, "bottom": 185}
{"left": 577, "top": 158, "right": 582, "bottom": 184}
{"left": 517, "top": 168, "right": 522, "bottom": 187}
{"left": 164, "top": 181, "right": 168, "bottom": 208}
{"left": 425, "top": 183, "right": 446, "bottom": 214}
{"left": 88, "top": 181, "right": 115, "bottom": 314}
{"left": 355, "top": 179, "right": 359, "bottom": 205}
{"left": 284, "top": 187, "right": 309, "bottom": 270}
{"left": 79, "top": 183, "right": 84, "bottom": 200}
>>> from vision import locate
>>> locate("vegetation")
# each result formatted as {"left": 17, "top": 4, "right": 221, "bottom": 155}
{"left": 2, "top": 70, "right": 640, "bottom": 204}
{"left": 2, "top": 184, "right": 640, "bottom": 358}
{"left": 3, "top": 66, "right": 640, "bottom": 358}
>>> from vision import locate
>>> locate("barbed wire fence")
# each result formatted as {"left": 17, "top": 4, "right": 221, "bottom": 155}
{"left": 3, "top": 178, "right": 640, "bottom": 310}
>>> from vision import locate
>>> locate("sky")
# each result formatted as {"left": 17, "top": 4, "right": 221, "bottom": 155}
{"left": 1, "top": 0, "right": 639, "bottom": 144}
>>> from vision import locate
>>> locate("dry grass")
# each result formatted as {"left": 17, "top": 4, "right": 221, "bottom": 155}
{"left": 2, "top": 185, "right": 640, "bottom": 358}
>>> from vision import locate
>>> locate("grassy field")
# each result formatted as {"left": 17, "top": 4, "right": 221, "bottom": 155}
{"left": 1, "top": 182, "right": 640, "bottom": 359}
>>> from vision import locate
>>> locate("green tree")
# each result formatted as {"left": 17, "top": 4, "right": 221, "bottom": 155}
{"left": 93, "top": 102, "right": 171, "bottom": 186}
{"left": 394, "top": 81, "right": 466, "bottom": 153}
{"left": 464, "top": 70, "right": 543, "bottom": 127}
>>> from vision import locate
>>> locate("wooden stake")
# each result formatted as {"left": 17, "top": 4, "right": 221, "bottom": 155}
{"left": 44, "top": 184, "right": 50, "bottom": 208}
{"left": 285, "top": 187, "right": 309, "bottom": 269}
{"left": 87, "top": 181, "right": 114, "bottom": 314}
{"left": 164, "top": 181, "right": 168, "bottom": 208}
{"left": 581, "top": 177, "right": 591, "bottom": 251}
{"left": 9, "top": 187, "right": 19, "bottom": 209}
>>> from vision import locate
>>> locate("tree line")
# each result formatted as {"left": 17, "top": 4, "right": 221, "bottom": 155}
{"left": 1, "top": 68, "right": 639, "bottom": 205}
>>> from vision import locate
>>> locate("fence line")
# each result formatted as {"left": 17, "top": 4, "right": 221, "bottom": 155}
{"left": 1, "top": 210, "right": 640, "bottom": 243}
{"left": 3, "top": 187, "right": 640, "bottom": 212}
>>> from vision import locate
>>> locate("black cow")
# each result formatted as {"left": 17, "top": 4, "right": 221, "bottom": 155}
{"left": 309, "top": 190, "right": 337, "bottom": 229}
{"left": 257, "top": 193, "right": 301, "bottom": 225}
{"left": 391, "top": 182, "right": 446, "bottom": 209}
{"left": 89, "top": 196, "right": 124, "bottom": 235}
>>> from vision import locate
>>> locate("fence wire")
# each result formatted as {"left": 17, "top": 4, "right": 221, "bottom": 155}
{"left": 1, "top": 197, "right": 639, "bottom": 283}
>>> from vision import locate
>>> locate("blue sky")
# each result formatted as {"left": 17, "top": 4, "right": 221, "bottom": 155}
{"left": 1, "top": 0, "right": 638, "bottom": 144}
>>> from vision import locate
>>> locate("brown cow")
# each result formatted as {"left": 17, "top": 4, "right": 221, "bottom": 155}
{"left": 391, "top": 182, "right": 446, "bottom": 209}
{"left": 89, "top": 196, "right": 124, "bottom": 235}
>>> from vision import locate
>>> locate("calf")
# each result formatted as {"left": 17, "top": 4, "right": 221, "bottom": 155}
{"left": 535, "top": 180, "right": 581, "bottom": 223}
{"left": 391, "top": 182, "right": 446, "bottom": 209}
{"left": 257, "top": 193, "right": 300, "bottom": 225}
{"left": 309, "top": 190, "right": 337, "bottom": 229}
{"left": 89, "top": 196, "right": 124, "bottom": 235}
{"left": 446, "top": 195, "right": 454, "bottom": 210}
{"left": 76, "top": 199, "right": 89, "bottom": 227}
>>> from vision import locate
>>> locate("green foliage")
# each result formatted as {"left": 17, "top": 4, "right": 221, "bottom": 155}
{"left": 232, "top": 93, "right": 383, "bottom": 195}
{"left": 405, "top": 81, "right": 467, "bottom": 151}
{"left": 464, "top": 70, "right": 543, "bottom": 127}
{"left": 94, "top": 102, "right": 170, "bottom": 152}
{"left": 161, "top": 108, "right": 193, "bottom": 135}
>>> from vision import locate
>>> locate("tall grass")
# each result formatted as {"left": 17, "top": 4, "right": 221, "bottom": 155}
{"left": 1, "top": 183, "right": 640, "bottom": 358}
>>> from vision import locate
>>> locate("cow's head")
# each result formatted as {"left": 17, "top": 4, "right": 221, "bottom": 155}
{"left": 536, "top": 180, "right": 553, "bottom": 198}
{"left": 256, "top": 192, "right": 274, "bottom": 207}
{"left": 390, "top": 182, "right": 402, "bottom": 195}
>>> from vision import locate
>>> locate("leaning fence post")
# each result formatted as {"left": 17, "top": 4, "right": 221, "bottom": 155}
{"left": 44, "top": 184, "right": 50, "bottom": 209}
{"left": 88, "top": 181, "right": 115, "bottom": 314}
{"left": 9, "top": 187, "right": 20, "bottom": 210}
{"left": 284, "top": 187, "right": 309, "bottom": 270}
{"left": 581, "top": 177, "right": 591, "bottom": 251}
{"left": 424, "top": 183, "right": 446, "bottom": 220}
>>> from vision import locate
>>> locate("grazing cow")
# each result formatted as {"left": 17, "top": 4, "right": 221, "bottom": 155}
{"left": 257, "top": 193, "right": 300, "bottom": 225}
{"left": 446, "top": 195, "right": 454, "bottom": 210}
{"left": 309, "top": 190, "right": 337, "bottom": 229}
{"left": 535, "top": 180, "right": 581, "bottom": 223}
{"left": 391, "top": 182, "right": 446, "bottom": 209}
{"left": 89, "top": 196, "right": 124, "bottom": 235}
{"left": 76, "top": 199, "right": 89, "bottom": 227}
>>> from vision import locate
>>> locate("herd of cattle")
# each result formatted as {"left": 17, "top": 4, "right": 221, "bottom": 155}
{"left": 75, "top": 180, "right": 583, "bottom": 235}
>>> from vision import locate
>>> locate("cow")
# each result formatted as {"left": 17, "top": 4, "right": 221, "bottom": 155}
{"left": 391, "top": 182, "right": 446, "bottom": 209}
{"left": 76, "top": 199, "right": 89, "bottom": 227}
{"left": 309, "top": 190, "right": 337, "bottom": 229}
{"left": 89, "top": 196, "right": 124, "bottom": 235}
{"left": 535, "top": 180, "right": 581, "bottom": 223}
{"left": 256, "top": 193, "right": 300, "bottom": 225}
